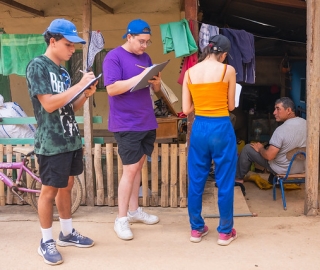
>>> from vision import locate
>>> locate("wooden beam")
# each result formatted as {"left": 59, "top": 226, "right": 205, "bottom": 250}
{"left": 0, "top": 0, "right": 44, "bottom": 17}
{"left": 92, "top": 0, "right": 114, "bottom": 14}
{"left": 180, "top": 0, "right": 185, "bottom": 12}
{"left": 253, "top": 0, "right": 306, "bottom": 9}
{"left": 185, "top": 0, "right": 198, "bottom": 149}
{"left": 304, "top": 0, "right": 320, "bottom": 215}
{"left": 83, "top": 0, "right": 95, "bottom": 207}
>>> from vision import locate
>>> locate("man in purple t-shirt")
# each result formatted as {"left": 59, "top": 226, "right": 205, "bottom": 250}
{"left": 103, "top": 19, "right": 161, "bottom": 241}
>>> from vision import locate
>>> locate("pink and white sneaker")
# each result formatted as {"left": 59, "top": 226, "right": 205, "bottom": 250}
{"left": 217, "top": 228, "right": 237, "bottom": 246}
{"left": 190, "top": 225, "right": 209, "bottom": 243}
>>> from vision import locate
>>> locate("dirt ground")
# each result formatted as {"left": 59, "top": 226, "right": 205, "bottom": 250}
{"left": 1, "top": 180, "right": 320, "bottom": 270}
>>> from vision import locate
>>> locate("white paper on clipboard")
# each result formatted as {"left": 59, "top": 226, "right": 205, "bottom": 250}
{"left": 64, "top": 73, "right": 102, "bottom": 106}
{"left": 130, "top": 60, "right": 170, "bottom": 92}
{"left": 235, "top": 83, "right": 242, "bottom": 107}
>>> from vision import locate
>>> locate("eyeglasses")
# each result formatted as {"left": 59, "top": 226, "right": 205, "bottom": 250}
{"left": 139, "top": 39, "right": 152, "bottom": 47}
{"left": 132, "top": 36, "right": 152, "bottom": 47}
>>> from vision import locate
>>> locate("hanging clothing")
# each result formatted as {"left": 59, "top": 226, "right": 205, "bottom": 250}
{"left": 177, "top": 20, "right": 198, "bottom": 85}
{"left": 0, "top": 34, "right": 46, "bottom": 76}
{"left": 221, "top": 28, "right": 255, "bottom": 84}
{"left": 177, "top": 53, "right": 198, "bottom": 85}
{"left": 199, "top": 24, "right": 219, "bottom": 52}
{"left": 160, "top": 19, "right": 198, "bottom": 58}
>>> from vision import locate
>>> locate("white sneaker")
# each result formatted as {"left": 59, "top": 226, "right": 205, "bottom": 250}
{"left": 114, "top": 217, "right": 133, "bottom": 240}
{"left": 127, "top": 207, "right": 160, "bottom": 225}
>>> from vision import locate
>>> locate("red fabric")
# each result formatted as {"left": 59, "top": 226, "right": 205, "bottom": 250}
{"left": 177, "top": 53, "right": 198, "bottom": 85}
{"left": 177, "top": 20, "right": 198, "bottom": 85}
{"left": 177, "top": 112, "right": 187, "bottom": 118}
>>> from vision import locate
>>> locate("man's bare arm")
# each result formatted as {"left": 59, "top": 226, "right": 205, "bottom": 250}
{"left": 250, "top": 142, "right": 279, "bottom": 161}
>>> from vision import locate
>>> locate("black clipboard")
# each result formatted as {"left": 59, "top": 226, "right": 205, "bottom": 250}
{"left": 130, "top": 60, "right": 170, "bottom": 92}
{"left": 65, "top": 73, "right": 102, "bottom": 106}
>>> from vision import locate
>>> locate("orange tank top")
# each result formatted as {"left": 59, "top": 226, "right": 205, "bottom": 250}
{"left": 187, "top": 64, "right": 229, "bottom": 117}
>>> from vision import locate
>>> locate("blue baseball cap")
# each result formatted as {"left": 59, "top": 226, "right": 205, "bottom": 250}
{"left": 122, "top": 19, "right": 151, "bottom": 39}
{"left": 44, "top": 18, "right": 86, "bottom": 44}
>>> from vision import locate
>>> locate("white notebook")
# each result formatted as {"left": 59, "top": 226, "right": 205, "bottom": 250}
{"left": 65, "top": 73, "right": 102, "bottom": 106}
{"left": 130, "top": 60, "right": 170, "bottom": 92}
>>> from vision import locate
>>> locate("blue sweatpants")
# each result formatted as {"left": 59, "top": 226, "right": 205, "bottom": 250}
{"left": 187, "top": 116, "right": 237, "bottom": 233}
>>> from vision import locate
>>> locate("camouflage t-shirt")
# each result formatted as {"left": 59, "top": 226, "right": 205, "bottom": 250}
{"left": 26, "top": 55, "right": 82, "bottom": 156}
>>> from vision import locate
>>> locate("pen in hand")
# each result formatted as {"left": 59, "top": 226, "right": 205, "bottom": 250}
{"left": 135, "top": 64, "right": 147, "bottom": 69}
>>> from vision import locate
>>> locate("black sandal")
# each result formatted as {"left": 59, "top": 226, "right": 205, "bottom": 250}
{"left": 215, "top": 182, "right": 246, "bottom": 196}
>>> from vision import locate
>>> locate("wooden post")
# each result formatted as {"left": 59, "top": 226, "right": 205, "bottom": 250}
{"left": 83, "top": 0, "right": 95, "bottom": 206}
{"left": 0, "top": 145, "right": 5, "bottom": 206}
{"left": 170, "top": 144, "right": 178, "bottom": 207}
{"left": 185, "top": 0, "right": 198, "bottom": 149}
{"left": 15, "top": 149, "right": 23, "bottom": 205}
{"left": 106, "top": 143, "right": 114, "bottom": 206}
{"left": 161, "top": 144, "right": 169, "bottom": 207}
{"left": 151, "top": 143, "right": 159, "bottom": 206}
{"left": 94, "top": 144, "right": 104, "bottom": 205}
{"left": 6, "top": 145, "right": 13, "bottom": 204}
{"left": 304, "top": 0, "right": 320, "bottom": 215}
{"left": 179, "top": 144, "right": 187, "bottom": 207}
{"left": 142, "top": 158, "right": 149, "bottom": 206}
{"left": 116, "top": 147, "right": 123, "bottom": 206}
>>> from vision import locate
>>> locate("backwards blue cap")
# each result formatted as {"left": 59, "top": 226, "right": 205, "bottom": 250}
{"left": 122, "top": 19, "right": 151, "bottom": 39}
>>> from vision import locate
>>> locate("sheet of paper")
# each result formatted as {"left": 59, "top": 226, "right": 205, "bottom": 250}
{"left": 64, "top": 73, "right": 102, "bottom": 106}
{"left": 130, "top": 60, "right": 170, "bottom": 92}
{"left": 235, "top": 83, "right": 242, "bottom": 107}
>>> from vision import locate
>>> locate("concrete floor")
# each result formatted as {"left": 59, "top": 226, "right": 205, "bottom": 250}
{"left": 0, "top": 181, "right": 319, "bottom": 269}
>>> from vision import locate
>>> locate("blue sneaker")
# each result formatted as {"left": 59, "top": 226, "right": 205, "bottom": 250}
{"left": 38, "top": 239, "right": 63, "bottom": 265}
{"left": 56, "top": 229, "right": 94, "bottom": 248}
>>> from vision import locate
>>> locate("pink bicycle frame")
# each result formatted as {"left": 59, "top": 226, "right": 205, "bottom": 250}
{"left": 0, "top": 161, "right": 41, "bottom": 193}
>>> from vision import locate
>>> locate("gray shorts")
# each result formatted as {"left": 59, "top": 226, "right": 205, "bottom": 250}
{"left": 114, "top": 130, "right": 156, "bottom": 165}
{"left": 36, "top": 148, "right": 83, "bottom": 188}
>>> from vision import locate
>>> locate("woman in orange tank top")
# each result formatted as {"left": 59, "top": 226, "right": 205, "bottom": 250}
{"left": 182, "top": 35, "right": 238, "bottom": 246}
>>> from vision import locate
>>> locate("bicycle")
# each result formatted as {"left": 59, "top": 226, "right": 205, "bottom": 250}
{"left": 0, "top": 145, "right": 83, "bottom": 220}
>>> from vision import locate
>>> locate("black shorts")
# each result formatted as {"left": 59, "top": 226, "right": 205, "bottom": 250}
{"left": 36, "top": 148, "right": 83, "bottom": 188}
{"left": 114, "top": 130, "right": 156, "bottom": 165}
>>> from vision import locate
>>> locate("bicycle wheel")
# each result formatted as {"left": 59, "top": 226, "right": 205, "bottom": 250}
{"left": 29, "top": 175, "right": 83, "bottom": 221}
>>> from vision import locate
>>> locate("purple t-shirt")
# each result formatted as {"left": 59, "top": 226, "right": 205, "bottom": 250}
{"left": 103, "top": 46, "right": 158, "bottom": 132}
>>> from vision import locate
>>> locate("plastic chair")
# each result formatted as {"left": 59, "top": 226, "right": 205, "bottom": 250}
{"left": 272, "top": 147, "right": 306, "bottom": 210}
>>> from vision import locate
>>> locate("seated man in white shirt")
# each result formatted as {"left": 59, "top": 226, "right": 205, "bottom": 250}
{"left": 235, "top": 97, "right": 306, "bottom": 184}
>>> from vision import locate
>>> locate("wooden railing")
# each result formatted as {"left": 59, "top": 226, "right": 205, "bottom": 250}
{"left": 0, "top": 143, "right": 188, "bottom": 208}
{"left": 89, "top": 143, "right": 187, "bottom": 207}
{"left": 0, "top": 116, "right": 104, "bottom": 144}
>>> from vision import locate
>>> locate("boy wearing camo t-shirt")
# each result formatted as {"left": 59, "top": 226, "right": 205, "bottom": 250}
{"left": 26, "top": 18, "right": 97, "bottom": 266}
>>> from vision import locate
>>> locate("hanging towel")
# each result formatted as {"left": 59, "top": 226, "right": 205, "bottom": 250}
{"left": 199, "top": 24, "right": 219, "bottom": 52}
{"left": 177, "top": 20, "right": 198, "bottom": 85}
{"left": 221, "top": 28, "right": 255, "bottom": 84}
{"left": 0, "top": 34, "right": 46, "bottom": 76}
{"left": 160, "top": 19, "right": 198, "bottom": 58}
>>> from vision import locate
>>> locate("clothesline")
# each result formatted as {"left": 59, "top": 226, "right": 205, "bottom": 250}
{"left": 78, "top": 23, "right": 306, "bottom": 45}
{"left": 0, "top": 14, "right": 305, "bottom": 45}
{"left": 190, "top": 19, "right": 306, "bottom": 45}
